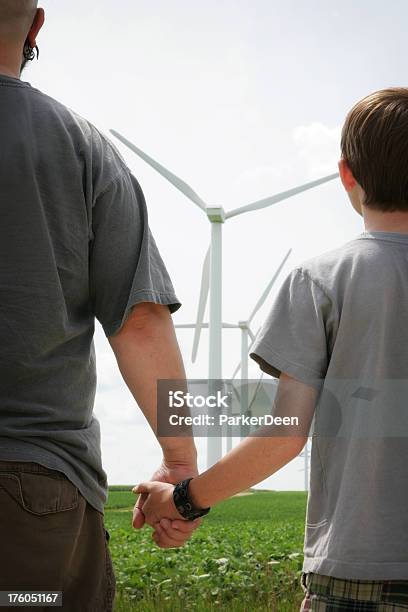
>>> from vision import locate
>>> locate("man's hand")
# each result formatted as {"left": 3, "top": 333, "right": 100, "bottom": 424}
{"left": 151, "top": 516, "right": 201, "bottom": 549}
{"left": 132, "top": 458, "right": 201, "bottom": 548}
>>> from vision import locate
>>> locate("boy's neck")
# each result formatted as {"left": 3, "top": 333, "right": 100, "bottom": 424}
{"left": 362, "top": 206, "right": 408, "bottom": 234}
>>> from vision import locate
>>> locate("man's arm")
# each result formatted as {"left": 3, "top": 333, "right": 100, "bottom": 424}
{"left": 134, "top": 372, "right": 318, "bottom": 526}
{"left": 108, "top": 301, "right": 199, "bottom": 545}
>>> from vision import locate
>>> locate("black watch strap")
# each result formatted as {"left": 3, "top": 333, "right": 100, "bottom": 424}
{"left": 173, "top": 478, "right": 211, "bottom": 521}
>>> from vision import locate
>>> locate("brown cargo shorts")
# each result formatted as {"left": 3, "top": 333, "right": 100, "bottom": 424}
{"left": 0, "top": 460, "right": 116, "bottom": 612}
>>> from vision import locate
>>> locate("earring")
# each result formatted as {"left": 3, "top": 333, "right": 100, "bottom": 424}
{"left": 23, "top": 43, "right": 40, "bottom": 61}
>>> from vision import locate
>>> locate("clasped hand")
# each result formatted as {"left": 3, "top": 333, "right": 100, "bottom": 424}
{"left": 132, "top": 481, "right": 200, "bottom": 548}
{"left": 131, "top": 457, "right": 202, "bottom": 549}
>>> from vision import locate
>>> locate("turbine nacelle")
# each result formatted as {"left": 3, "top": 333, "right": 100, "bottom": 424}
{"left": 238, "top": 320, "right": 250, "bottom": 330}
{"left": 206, "top": 206, "right": 225, "bottom": 223}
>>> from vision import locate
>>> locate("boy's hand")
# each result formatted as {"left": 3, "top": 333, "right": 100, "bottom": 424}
{"left": 132, "top": 458, "right": 197, "bottom": 529}
{"left": 132, "top": 481, "right": 181, "bottom": 526}
{"left": 133, "top": 480, "right": 201, "bottom": 548}
{"left": 132, "top": 457, "right": 200, "bottom": 548}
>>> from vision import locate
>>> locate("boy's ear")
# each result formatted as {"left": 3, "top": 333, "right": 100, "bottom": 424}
{"left": 338, "top": 158, "right": 356, "bottom": 192}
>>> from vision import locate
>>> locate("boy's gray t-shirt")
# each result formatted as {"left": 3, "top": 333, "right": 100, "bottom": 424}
{"left": 0, "top": 74, "right": 181, "bottom": 514}
{"left": 250, "top": 230, "right": 408, "bottom": 580}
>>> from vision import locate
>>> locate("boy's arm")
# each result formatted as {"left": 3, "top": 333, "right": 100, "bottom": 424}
{"left": 190, "top": 372, "right": 317, "bottom": 507}
{"left": 134, "top": 371, "right": 317, "bottom": 527}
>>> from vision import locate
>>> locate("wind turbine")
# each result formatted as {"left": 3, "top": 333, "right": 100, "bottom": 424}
{"left": 110, "top": 129, "right": 339, "bottom": 468}
{"left": 174, "top": 245, "right": 291, "bottom": 450}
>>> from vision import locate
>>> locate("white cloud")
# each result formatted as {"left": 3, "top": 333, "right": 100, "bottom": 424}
{"left": 293, "top": 121, "right": 342, "bottom": 178}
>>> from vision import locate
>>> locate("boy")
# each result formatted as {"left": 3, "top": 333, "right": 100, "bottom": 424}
{"left": 135, "top": 88, "right": 408, "bottom": 610}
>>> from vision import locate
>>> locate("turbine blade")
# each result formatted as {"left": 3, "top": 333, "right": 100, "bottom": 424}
{"left": 192, "top": 247, "right": 211, "bottom": 362}
{"left": 248, "top": 248, "right": 292, "bottom": 323}
{"left": 232, "top": 384, "right": 241, "bottom": 403}
{"left": 231, "top": 325, "right": 261, "bottom": 379}
{"left": 225, "top": 172, "right": 339, "bottom": 220}
{"left": 175, "top": 323, "right": 209, "bottom": 329}
{"left": 110, "top": 130, "right": 207, "bottom": 211}
{"left": 231, "top": 361, "right": 242, "bottom": 380}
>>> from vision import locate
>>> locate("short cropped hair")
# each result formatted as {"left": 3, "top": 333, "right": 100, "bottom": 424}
{"left": 0, "top": 0, "right": 37, "bottom": 38}
{"left": 340, "top": 87, "right": 408, "bottom": 212}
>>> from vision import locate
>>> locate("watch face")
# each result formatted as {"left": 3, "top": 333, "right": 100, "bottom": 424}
{"left": 176, "top": 502, "right": 192, "bottom": 516}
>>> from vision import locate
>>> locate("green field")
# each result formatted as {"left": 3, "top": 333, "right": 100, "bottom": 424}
{"left": 105, "top": 488, "right": 307, "bottom": 611}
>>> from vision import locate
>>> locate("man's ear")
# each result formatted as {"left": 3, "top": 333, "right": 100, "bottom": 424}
{"left": 27, "top": 8, "right": 45, "bottom": 48}
{"left": 338, "top": 158, "right": 357, "bottom": 193}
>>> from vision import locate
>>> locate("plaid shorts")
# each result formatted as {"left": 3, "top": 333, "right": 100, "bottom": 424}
{"left": 300, "top": 572, "right": 408, "bottom": 611}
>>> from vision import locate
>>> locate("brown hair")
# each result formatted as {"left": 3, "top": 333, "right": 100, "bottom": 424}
{"left": 340, "top": 87, "right": 408, "bottom": 212}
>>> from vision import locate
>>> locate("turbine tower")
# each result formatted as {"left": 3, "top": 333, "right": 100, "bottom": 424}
{"left": 110, "top": 129, "right": 338, "bottom": 468}
{"left": 299, "top": 439, "right": 311, "bottom": 491}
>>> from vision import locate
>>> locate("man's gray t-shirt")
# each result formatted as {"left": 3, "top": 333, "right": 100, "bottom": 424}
{"left": 250, "top": 231, "right": 408, "bottom": 579}
{"left": 0, "top": 74, "right": 181, "bottom": 514}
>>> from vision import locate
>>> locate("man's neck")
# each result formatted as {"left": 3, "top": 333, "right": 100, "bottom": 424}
{"left": 0, "top": 47, "right": 22, "bottom": 79}
{"left": 0, "top": 66, "right": 20, "bottom": 78}
{"left": 362, "top": 206, "right": 408, "bottom": 234}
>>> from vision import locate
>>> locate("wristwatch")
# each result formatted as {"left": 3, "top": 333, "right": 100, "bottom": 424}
{"left": 173, "top": 478, "right": 211, "bottom": 521}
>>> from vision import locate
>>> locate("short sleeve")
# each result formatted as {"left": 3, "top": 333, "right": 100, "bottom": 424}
{"left": 89, "top": 169, "right": 181, "bottom": 337}
{"left": 250, "top": 267, "right": 333, "bottom": 388}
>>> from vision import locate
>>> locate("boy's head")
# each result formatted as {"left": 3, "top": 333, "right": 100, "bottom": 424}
{"left": 339, "top": 87, "right": 408, "bottom": 215}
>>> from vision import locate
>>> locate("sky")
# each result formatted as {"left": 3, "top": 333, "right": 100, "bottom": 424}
{"left": 22, "top": 0, "right": 408, "bottom": 490}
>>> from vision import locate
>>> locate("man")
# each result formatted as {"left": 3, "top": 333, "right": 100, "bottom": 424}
{"left": 0, "top": 2, "right": 198, "bottom": 611}
{"left": 136, "top": 88, "right": 408, "bottom": 611}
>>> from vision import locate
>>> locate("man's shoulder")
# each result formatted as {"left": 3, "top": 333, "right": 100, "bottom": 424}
{"left": 29, "top": 85, "right": 130, "bottom": 186}
{"left": 28, "top": 84, "right": 91, "bottom": 137}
